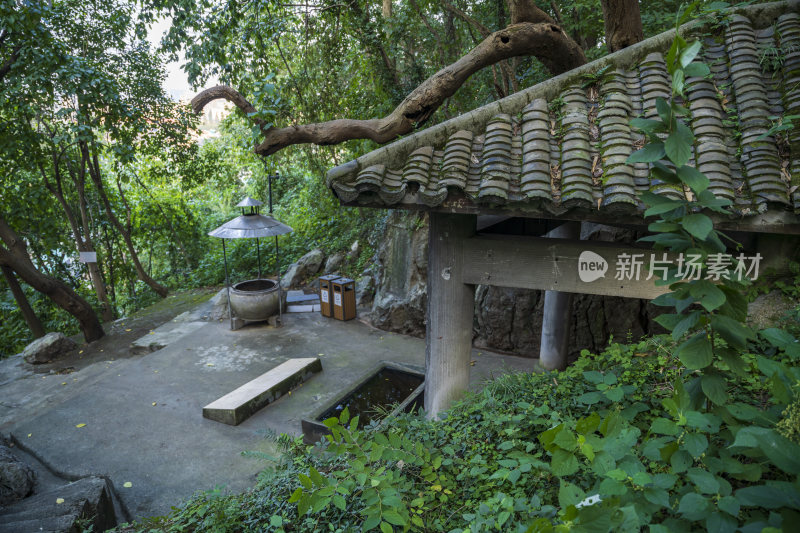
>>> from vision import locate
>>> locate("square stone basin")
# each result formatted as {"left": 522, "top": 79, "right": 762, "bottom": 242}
{"left": 301, "top": 362, "right": 424, "bottom": 444}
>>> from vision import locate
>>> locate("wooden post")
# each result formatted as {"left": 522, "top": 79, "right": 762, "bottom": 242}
{"left": 425, "top": 212, "right": 476, "bottom": 417}
{"left": 539, "top": 221, "right": 581, "bottom": 370}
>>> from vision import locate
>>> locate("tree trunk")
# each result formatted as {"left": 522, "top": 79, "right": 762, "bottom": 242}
{"left": 0, "top": 215, "right": 104, "bottom": 343}
{"left": 42, "top": 155, "right": 115, "bottom": 322}
{"left": 82, "top": 142, "right": 168, "bottom": 298}
{"left": 600, "top": 0, "right": 643, "bottom": 52}
{"left": 1, "top": 264, "right": 45, "bottom": 338}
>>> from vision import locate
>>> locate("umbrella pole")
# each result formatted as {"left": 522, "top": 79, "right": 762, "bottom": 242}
{"left": 256, "top": 237, "right": 262, "bottom": 279}
{"left": 223, "top": 239, "right": 233, "bottom": 330}
{"left": 275, "top": 234, "right": 282, "bottom": 326}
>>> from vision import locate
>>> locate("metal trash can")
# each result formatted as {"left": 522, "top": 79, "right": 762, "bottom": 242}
{"left": 319, "top": 275, "right": 340, "bottom": 317}
{"left": 331, "top": 277, "right": 356, "bottom": 321}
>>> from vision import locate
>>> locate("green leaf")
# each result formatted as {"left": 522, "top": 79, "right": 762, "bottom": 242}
{"left": 665, "top": 131, "right": 692, "bottom": 167}
{"left": 627, "top": 142, "right": 666, "bottom": 164}
{"left": 332, "top": 494, "right": 346, "bottom": 511}
{"left": 672, "top": 69, "right": 686, "bottom": 95}
{"left": 645, "top": 202, "right": 684, "bottom": 217}
{"left": 559, "top": 481, "right": 585, "bottom": 508}
{"left": 676, "top": 333, "right": 713, "bottom": 369}
{"left": 681, "top": 213, "right": 713, "bottom": 240}
{"left": 705, "top": 512, "right": 737, "bottom": 533}
{"left": 604, "top": 387, "right": 624, "bottom": 402}
{"left": 676, "top": 165, "right": 709, "bottom": 193}
{"left": 690, "top": 281, "right": 726, "bottom": 312}
{"left": 760, "top": 328, "right": 800, "bottom": 358}
{"left": 583, "top": 370, "right": 605, "bottom": 384}
{"left": 270, "top": 515, "right": 283, "bottom": 527}
{"left": 711, "top": 315, "right": 752, "bottom": 349}
{"left": 363, "top": 513, "right": 381, "bottom": 531}
{"left": 298, "top": 474, "right": 312, "bottom": 490}
{"left": 671, "top": 449, "right": 693, "bottom": 473}
{"left": 644, "top": 487, "right": 671, "bottom": 508}
{"left": 701, "top": 374, "right": 728, "bottom": 405}
{"left": 736, "top": 483, "right": 800, "bottom": 509}
{"left": 679, "top": 492, "right": 711, "bottom": 520}
{"left": 651, "top": 418, "right": 680, "bottom": 435}
{"left": 382, "top": 509, "right": 406, "bottom": 526}
{"left": 630, "top": 117, "right": 665, "bottom": 133}
{"left": 684, "top": 62, "right": 711, "bottom": 78}
{"left": 379, "top": 521, "right": 392, "bottom": 533}
{"left": 754, "top": 430, "right": 800, "bottom": 474}
{"left": 687, "top": 468, "right": 720, "bottom": 494}
{"left": 551, "top": 448, "right": 580, "bottom": 476}
{"left": 680, "top": 41, "right": 703, "bottom": 68}
{"left": 288, "top": 487, "right": 303, "bottom": 503}
{"left": 654, "top": 313, "right": 682, "bottom": 331}
{"left": 656, "top": 98, "right": 672, "bottom": 124}
{"left": 717, "top": 495, "right": 740, "bottom": 516}
{"left": 683, "top": 432, "right": 708, "bottom": 458}
{"left": 673, "top": 311, "right": 701, "bottom": 340}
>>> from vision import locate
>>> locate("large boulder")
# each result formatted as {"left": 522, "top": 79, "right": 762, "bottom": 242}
{"left": 22, "top": 333, "right": 77, "bottom": 365}
{"left": 0, "top": 444, "right": 35, "bottom": 507}
{"left": 281, "top": 249, "right": 325, "bottom": 289}
{"left": 323, "top": 252, "right": 345, "bottom": 274}
{"left": 356, "top": 273, "right": 376, "bottom": 309}
{"left": 207, "top": 288, "right": 230, "bottom": 320}
{"left": 368, "top": 212, "right": 428, "bottom": 337}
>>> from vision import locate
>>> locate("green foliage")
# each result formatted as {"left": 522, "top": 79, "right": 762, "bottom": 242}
{"left": 112, "top": 7, "right": 800, "bottom": 532}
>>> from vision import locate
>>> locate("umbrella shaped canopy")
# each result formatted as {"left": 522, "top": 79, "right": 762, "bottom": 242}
{"left": 208, "top": 214, "right": 293, "bottom": 239}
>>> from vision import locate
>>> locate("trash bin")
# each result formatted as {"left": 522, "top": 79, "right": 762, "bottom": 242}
{"left": 331, "top": 277, "right": 356, "bottom": 321}
{"left": 319, "top": 275, "right": 340, "bottom": 317}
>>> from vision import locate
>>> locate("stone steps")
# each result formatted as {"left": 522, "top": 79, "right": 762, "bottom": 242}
{"left": 203, "top": 357, "right": 322, "bottom": 426}
{"left": 0, "top": 476, "right": 116, "bottom": 533}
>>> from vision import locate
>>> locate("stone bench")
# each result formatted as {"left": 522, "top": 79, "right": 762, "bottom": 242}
{"left": 202, "top": 357, "right": 322, "bottom": 426}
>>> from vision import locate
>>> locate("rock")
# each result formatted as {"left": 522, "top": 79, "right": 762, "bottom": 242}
{"left": 356, "top": 274, "right": 376, "bottom": 309}
{"left": 281, "top": 249, "right": 325, "bottom": 289}
{"left": 368, "top": 212, "right": 428, "bottom": 337}
{"left": 349, "top": 240, "right": 360, "bottom": 258}
{"left": 0, "top": 444, "right": 35, "bottom": 507}
{"left": 207, "top": 288, "right": 230, "bottom": 320}
{"left": 748, "top": 290, "right": 795, "bottom": 330}
{"left": 21, "top": 333, "right": 77, "bottom": 365}
{"left": 0, "top": 476, "right": 116, "bottom": 533}
{"left": 323, "top": 252, "right": 345, "bottom": 274}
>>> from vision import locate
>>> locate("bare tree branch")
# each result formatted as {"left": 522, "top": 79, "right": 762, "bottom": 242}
{"left": 442, "top": 2, "right": 491, "bottom": 38}
{"left": 193, "top": 20, "right": 586, "bottom": 158}
{"left": 191, "top": 86, "right": 264, "bottom": 125}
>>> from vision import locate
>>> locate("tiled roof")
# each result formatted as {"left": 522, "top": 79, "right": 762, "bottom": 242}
{"left": 327, "top": 2, "right": 800, "bottom": 225}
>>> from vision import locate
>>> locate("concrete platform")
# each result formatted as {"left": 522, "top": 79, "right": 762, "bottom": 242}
{"left": 203, "top": 358, "right": 322, "bottom": 425}
{"left": 0, "top": 296, "right": 539, "bottom": 521}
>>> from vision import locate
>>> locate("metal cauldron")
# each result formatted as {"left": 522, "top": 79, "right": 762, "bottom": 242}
{"left": 229, "top": 278, "right": 282, "bottom": 320}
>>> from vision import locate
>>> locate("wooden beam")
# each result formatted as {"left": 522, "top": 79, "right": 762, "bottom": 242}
{"left": 461, "top": 234, "right": 671, "bottom": 299}
{"left": 425, "top": 212, "right": 476, "bottom": 417}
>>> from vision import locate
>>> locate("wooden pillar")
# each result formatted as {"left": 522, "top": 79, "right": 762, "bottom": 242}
{"left": 539, "top": 221, "right": 581, "bottom": 370}
{"left": 425, "top": 212, "right": 476, "bottom": 417}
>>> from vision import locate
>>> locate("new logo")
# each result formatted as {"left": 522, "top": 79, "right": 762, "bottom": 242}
{"left": 578, "top": 251, "right": 608, "bottom": 282}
